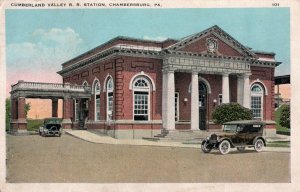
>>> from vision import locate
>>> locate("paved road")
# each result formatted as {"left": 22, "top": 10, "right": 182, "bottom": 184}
{"left": 6, "top": 134, "right": 290, "bottom": 183}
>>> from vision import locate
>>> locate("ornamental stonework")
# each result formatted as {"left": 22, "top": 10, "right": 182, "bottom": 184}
{"left": 206, "top": 38, "right": 218, "bottom": 53}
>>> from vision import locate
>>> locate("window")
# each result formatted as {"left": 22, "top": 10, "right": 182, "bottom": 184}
{"left": 218, "top": 94, "right": 222, "bottom": 105}
{"left": 251, "top": 84, "right": 264, "bottom": 119}
{"left": 94, "top": 80, "right": 100, "bottom": 121}
{"left": 106, "top": 77, "right": 113, "bottom": 121}
{"left": 133, "top": 77, "right": 151, "bottom": 121}
{"left": 175, "top": 92, "right": 179, "bottom": 121}
{"left": 75, "top": 100, "right": 79, "bottom": 121}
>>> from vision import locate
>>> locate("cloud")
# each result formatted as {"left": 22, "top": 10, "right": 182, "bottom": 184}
{"left": 143, "top": 35, "right": 167, "bottom": 41}
{"left": 6, "top": 27, "right": 84, "bottom": 96}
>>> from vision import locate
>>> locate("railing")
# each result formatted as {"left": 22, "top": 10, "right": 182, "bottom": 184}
{"left": 11, "top": 81, "right": 91, "bottom": 93}
{"left": 117, "top": 44, "right": 162, "bottom": 52}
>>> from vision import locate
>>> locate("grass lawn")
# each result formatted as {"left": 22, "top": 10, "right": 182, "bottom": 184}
{"left": 27, "top": 119, "right": 43, "bottom": 131}
{"left": 275, "top": 105, "right": 290, "bottom": 133}
{"left": 267, "top": 141, "right": 290, "bottom": 148}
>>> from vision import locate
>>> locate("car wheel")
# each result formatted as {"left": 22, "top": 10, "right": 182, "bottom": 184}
{"left": 219, "top": 140, "right": 231, "bottom": 155}
{"left": 254, "top": 139, "right": 264, "bottom": 152}
{"left": 201, "top": 140, "right": 212, "bottom": 153}
{"left": 237, "top": 147, "right": 246, "bottom": 152}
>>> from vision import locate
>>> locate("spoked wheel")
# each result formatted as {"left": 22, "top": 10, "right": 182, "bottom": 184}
{"left": 237, "top": 147, "right": 246, "bottom": 152}
{"left": 254, "top": 139, "right": 264, "bottom": 152}
{"left": 219, "top": 140, "right": 231, "bottom": 155}
{"left": 201, "top": 140, "right": 212, "bottom": 153}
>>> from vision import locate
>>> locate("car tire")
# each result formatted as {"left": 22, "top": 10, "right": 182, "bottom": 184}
{"left": 237, "top": 147, "right": 246, "bottom": 152}
{"left": 201, "top": 140, "right": 212, "bottom": 153}
{"left": 219, "top": 140, "right": 231, "bottom": 155}
{"left": 254, "top": 139, "right": 264, "bottom": 152}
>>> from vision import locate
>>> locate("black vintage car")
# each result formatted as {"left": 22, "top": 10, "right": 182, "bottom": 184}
{"left": 39, "top": 118, "right": 63, "bottom": 137}
{"left": 201, "top": 120, "right": 266, "bottom": 155}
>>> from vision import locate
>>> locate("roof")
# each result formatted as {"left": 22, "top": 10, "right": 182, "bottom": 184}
{"left": 274, "top": 75, "right": 290, "bottom": 85}
{"left": 165, "top": 25, "right": 256, "bottom": 58}
{"left": 61, "top": 36, "right": 177, "bottom": 67}
{"left": 253, "top": 50, "right": 276, "bottom": 56}
{"left": 58, "top": 25, "right": 281, "bottom": 75}
{"left": 223, "top": 120, "right": 266, "bottom": 125}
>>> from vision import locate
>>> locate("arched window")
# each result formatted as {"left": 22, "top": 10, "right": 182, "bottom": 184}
{"left": 94, "top": 80, "right": 101, "bottom": 121}
{"left": 133, "top": 76, "right": 151, "bottom": 121}
{"left": 106, "top": 77, "right": 114, "bottom": 121}
{"left": 251, "top": 84, "right": 264, "bottom": 120}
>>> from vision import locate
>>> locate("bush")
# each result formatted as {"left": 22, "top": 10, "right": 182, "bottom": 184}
{"left": 212, "top": 103, "right": 253, "bottom": 125}
{"left": 279, "top": 104, "right": 290, "bottom": 129}
{"left": 27, "top": 119, "right": 44, "bottom": 131}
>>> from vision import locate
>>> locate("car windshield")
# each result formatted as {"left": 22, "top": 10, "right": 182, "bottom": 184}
{"left": 223, "top": 124, "right": 237, "bottom": 132}
{"left": 45, "top": 119, "right": 61, "bottom": 124}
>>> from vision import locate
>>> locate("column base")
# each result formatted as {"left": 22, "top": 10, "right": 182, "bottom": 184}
{"left": 62, "top": 119, "right": 72, "bottom": 129}
{"left": 11, "top": 119, "right": 27, "bottom": 130}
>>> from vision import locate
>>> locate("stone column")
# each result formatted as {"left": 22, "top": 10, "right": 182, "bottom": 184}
{"left": 237, "top": 75, "right": 244, "bottom": 105}
{"left": 52, "top": 98, "right": 58, "bottom": 117}
{"left": 191, "top": 72, "right": 199, "bottom": 130}
{"left": 17, "top": 97, "right": 27, "bottom": 129}
{"left": 222, "top": 73, "right": 230, "bottom": 103}
{"left": 162, "top": 71, "right": 168, "bottom": 129}
{"left": 165, "top": 70, "right": 175, "bottom": 130}
{"left": 62, "top": 96, "right": 73, "bottom": 129}
{"left": 243, "top": 74, "right": 251, "bottom": 108}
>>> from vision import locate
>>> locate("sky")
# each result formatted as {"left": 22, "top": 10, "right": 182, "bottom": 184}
{"left": 5, "top": 8, "right": 290, "bottom": 96}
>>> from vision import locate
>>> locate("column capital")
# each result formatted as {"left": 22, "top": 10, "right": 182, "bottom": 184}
{"left": 222, "top": 73, "right": 230, "bottom": 77}
{"left": 162, "top": 69, "right": 175, "bottom": 74}
{"left": 240, "top": 73, "right": 252, "bottom": 78}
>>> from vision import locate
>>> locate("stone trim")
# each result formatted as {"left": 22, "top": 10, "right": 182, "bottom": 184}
{"left": 250, "top": 79, "right": 269, "bottom": 96}
{"left": 58, "top": 46, "right": 161, "bottom": 76}
{"left": 129, "top": 71, "right": 156, "bottom": 91}
{"left": 163, "top": 55, "right": 252, "bottom": 74}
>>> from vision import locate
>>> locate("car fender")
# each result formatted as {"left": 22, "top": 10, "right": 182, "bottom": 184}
{"left": 253, "top": 136, "right": 266, "bottom": 146}
{"left": 218, "top": 137, "right": 234, "bottom": 148}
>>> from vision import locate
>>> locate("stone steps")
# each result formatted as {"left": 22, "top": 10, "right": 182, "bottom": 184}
{"left": 142, "top": 130, "right": 218, "bottom": 143}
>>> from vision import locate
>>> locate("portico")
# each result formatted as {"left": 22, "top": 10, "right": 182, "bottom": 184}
{"left": 162, "top": 54, "right": 252, "bottom": 131}
{"left": 10, "top": 81, "right": 91, "bottom": 131}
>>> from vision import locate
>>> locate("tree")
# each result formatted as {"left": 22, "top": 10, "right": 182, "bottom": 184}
{"left": 5, "top": 98, "right": 31, "bottom": 131}
{"left": 279, "top": 104, "right": 290, "bottom": 129}
{"left": 6, "top": 98, "right": 11, "bottom": 131}
{"left": 212, "top": 103, "right": 253, "bottom": 125}
{"left": 25, "top": 102, "right": 31, "bottom": 118}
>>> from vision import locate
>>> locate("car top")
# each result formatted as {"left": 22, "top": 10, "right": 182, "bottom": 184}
{"left": 44, "top": 117, "right": 62, "bottom": 121}
{"left": 223, "top": 120, "right": 266, "bottom": 125}
{"left": 44, "top": 118, "right": 63, "bottom": 123}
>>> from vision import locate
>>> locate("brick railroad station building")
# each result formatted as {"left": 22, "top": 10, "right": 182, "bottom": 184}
{"left": 10, "top": 25, "right": 281, "bottom": 138}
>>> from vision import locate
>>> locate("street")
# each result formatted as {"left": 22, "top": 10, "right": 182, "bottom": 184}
{"left": 6, "top": 134, "right": 290, "bottom": 183}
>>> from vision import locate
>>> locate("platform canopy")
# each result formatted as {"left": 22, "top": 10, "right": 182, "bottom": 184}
{"left": 10, "top": 80, "right": 92, "bottom": 99}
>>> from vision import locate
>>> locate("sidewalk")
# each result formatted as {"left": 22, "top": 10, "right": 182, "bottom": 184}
{"left": 64, "top": 130, "right": 290, "bottom": 152}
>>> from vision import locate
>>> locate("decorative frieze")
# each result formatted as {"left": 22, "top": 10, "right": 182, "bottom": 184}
{"left": 164, "top": 56, "right": 251, "bottom": 74}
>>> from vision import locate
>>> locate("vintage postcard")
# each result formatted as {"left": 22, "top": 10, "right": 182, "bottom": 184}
{"left": 0, "top": 0, "right": 299, "bottom": 191}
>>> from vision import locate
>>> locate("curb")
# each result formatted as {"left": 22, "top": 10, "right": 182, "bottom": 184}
{"left": 64, "top": 130, "right": 290, "bottom": 152}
